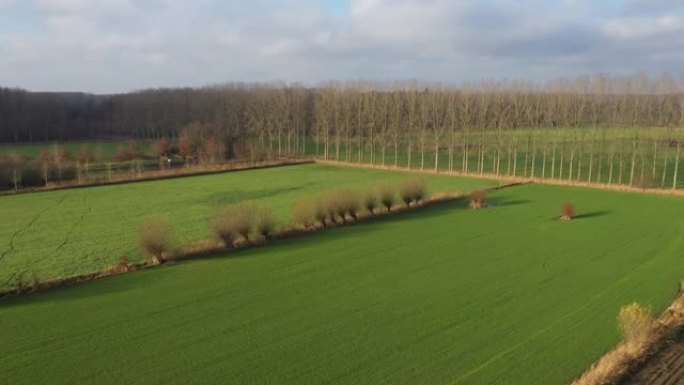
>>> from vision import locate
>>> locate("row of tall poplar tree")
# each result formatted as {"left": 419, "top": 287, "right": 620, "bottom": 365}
{"left": 2, "top": 73, "right": 684, "bottom": 188}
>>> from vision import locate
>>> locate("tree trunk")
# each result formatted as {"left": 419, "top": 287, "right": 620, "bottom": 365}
{"left": 674, "top": 139, "right": 681, "bottom": 190}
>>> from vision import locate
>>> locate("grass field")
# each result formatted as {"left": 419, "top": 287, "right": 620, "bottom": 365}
{"left": 304, "top": 127, "right": 684, "bottom": 189}
{"left": 2, "top": 183, "right": 684, "bottom": 384}
{"left": 0, "top": 164, "right": 497, "bottom": 290}
{"left": 0, "top": 140, "right": 150, "bottom": 160}
{"left": 0, "top": 140, "right": 152, "bottom": 159}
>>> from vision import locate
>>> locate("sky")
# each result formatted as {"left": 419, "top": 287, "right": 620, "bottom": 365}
{"left": 0, "top": 0, "right": 683, "bottom": 93}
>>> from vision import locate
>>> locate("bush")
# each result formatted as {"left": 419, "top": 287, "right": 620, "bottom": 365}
{"left": 138, "top": 216, "right": 174, "bottom": 265}
{"left": 618, "top": 303, "right": 654, "bottom": 342}
{"left": 293, "top": 199, "right": 314, "bottom": 228}
{"left": 363, "top": 190, "right": 378, "bottom": 215}
{"left": 319, "top": 191, "right": 340, "bottom": 224}
{"left": 234, "top": 202, "right": 256, "bottom": 241}
{"left": 116, "top": 256, "right": 130, "bottom": 273}
{"left": 342, "top": 190, "right": 360, "bottom": 220}
{"left": 332, "top": 191, "right": 349, "bottom": 223}
{"left": 560, "top": 202, "right": 576, "bottom": 220}
{"left": 469, "top": 190, "right": 487, "bottom": 209}
{"left": 256, "top": 206, "right": 276, "bottom": 239}
{"left": 377, "top": 183, "right": 395, "bottom": 212}
{"left": 399, "top": 177, "right": 427, "bottom": 206}
{"left": 210, "top": 206, "right": 237, "bottom": 248}
{"left": 314, "top": 200, "right": 328, "bottom": 227}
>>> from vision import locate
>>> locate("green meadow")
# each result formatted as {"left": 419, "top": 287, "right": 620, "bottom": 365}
{"left": 2, "top": 183, "right": 684, "bottom": 384}
{"left": 0, "top": 140, "right": 152, "bottom": 159}
{"left": 0, "top": 164, "right": 497, "bottom": 289}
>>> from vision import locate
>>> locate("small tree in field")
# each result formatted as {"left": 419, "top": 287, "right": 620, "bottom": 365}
{"left": 293, "top": 199, "right": 314, "bottom": 228}
{"left": 8, "top": 153, "right": 28, "bottom": 191}
{"left": 469, "top": 190, "right": 487, "bottom": 209}
{"left": 77, "top": 146, "right": 95, "bottom": 181}
{"left": 560, "top": 202, "right": 575, "bottom": 220}
{"left": 399, "top": 177, "right": 427, "bottom": 207}
{"left": 332, "top": 191, "right": 349, "bottom": 223}
{"left": 618, "top": 303, "right": 654, "bottom": 343}
{"left": 320, "top": 191, "right": 340, "bottom": 224}
{"left": 234, "top": 202, "right": 256, "bottom": 241}
{"left": 54, "top": 147, "right": 72, "bottom": 182}
{"left": 377, "top": 183, "right": 395, "bottom": 212}
{"left": 256, "top": 206, "right": 276, "bottom": 239}
{"left": 314, "top": 201, "right": 328, "bottom": 228}
{"left": 155, "top": 137, "right": 173, "bottom": 158}
{"left": 363, "top": 190, "right": 378, "bottom": 215}
{"left": 138, "top": 216, "right": 174, "bottom": 265}
{"left": 210, "top": 207, "right": 237, "bottom": 248}
{"left": 38, "top": 149, "right": 53, "bottom": 187}
{"left": 343, "top": 191, "right": 360, "bottom": 220}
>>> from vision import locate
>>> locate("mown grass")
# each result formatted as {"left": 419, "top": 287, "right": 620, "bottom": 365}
{"left": 2, "top": 184, "right": 684, "bottom": 384}
{"left": 0, "top": 163, "right": 497, "bottom": 289}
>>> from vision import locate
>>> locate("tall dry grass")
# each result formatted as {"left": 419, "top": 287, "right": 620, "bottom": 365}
{"left": 572, "top": 302, "right": 661, "bottom": 385}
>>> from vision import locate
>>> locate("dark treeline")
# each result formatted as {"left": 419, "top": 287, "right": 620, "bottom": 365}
{"left": 3, "top": 74, "right": 684, "bottom": 189}
{"left": 0, "top": 84, "right": 315, "bottom": 145}
{"left": 1, "top": 75, "right": 683, "bottom": 144}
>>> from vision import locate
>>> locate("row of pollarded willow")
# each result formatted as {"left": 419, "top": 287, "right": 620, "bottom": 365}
{"left": 136, "top": 178, "right": 429, "bottom": 267}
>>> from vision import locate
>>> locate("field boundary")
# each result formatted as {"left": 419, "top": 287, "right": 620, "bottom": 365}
{"left": 571, "top": 294, "right": 684, "bottom": 385}
{"left": 0, "top": 181, "right": 524, "bottom": 299}
{"left": 315, "top": 159, "right": 684, "bottom": 198}
{"left": 0, "top": 159, "right": 313, "bottom": 196}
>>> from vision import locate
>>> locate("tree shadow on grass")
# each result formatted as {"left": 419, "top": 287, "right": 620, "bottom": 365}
{"left": 0, "top": 273, "right": 138, "bottom": 309}
{"left": 574, "top": 211, "right": 610, "bottom": 220}
{"left": 487, "top": 199, "right": 531, "bottom": 207}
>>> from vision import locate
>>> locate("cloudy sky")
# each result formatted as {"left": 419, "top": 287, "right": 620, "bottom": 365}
{"left": 1, "top": 0, "right": 683, "bottom": 93}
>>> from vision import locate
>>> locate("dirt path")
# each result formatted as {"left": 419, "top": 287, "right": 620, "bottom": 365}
{"left": 625, "top": 340, "right": 684, "bottom": 385}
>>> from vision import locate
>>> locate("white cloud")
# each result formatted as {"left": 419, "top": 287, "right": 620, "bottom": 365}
{"left": 0, "top": 0, "right": 683, "bottom": 92}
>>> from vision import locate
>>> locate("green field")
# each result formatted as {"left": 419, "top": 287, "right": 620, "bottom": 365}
{"left": 0, "top": 164, "right": 497, "bottom": 290}
{"left": 2, "top": 183, "right": 684, "bottom": 384}
{"left": 0, "top": 140, "right": 152, "bottom": 159}
{"left": 305, "top": 127, "right": 684, "bottom": 189}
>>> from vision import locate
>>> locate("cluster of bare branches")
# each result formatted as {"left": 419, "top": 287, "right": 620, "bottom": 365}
{"left": 4, "top": 74, "right": 684, "bottom": 189}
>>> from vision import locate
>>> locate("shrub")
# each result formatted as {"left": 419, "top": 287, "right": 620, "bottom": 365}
{"left": 210, "top": 206, "right": 237, "bottom": 248}
{"left": 256, "top": 206, "right": 276, "bottom": 239}
{"left": 343, "top": 190, "right": 360, "bottom": 220}
{"left": 363, "top": 190, "right": 378, "bottom": 215}
{"left": 234, "top": 202, "right": 256, "bottom": 241}
{"left": 320, "top": 191, "right": 340, "bottom": 224}
{"left": 314, "top": 201, "right": 328, "bottom": 227}
{"left": 293, "top": 199, "right": 314, "bottom": 228}
{"left": 618, "top": 303, "right": 654, "bottom": 342}
{"left": 138, "top": 216, "right": 174, "bottom": 265}
{"left": 469, "top": 190, "right": 487, "bottom": 209}
{"left": 332, "top": 191, "right": 349, "bottom": 223}
{"left": 117, "top": 256, "right": 130, "bottom": 272}
{"left": 560, "top": 202, "right": 576, "bottom": 220}
{"left": 377, "top": 183, "right": 395, "bottom": 212}
{"left": 399, "top": 177, "right": 427, "bottom": 206}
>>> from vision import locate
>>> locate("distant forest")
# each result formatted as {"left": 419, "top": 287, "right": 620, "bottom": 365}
{"left": 1, "top": 74, "right": 684, "bottom": 144}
